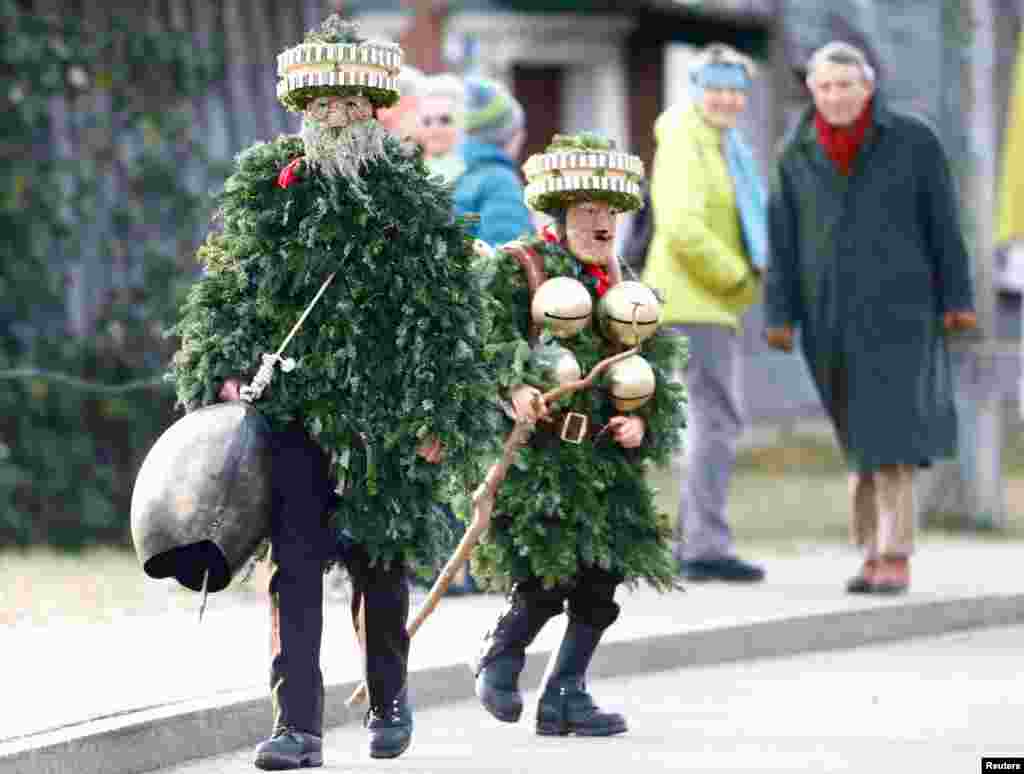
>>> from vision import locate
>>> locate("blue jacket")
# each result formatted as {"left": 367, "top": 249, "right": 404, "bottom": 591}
{"left": 453, "top": 138, "right": 533, "bottom": 247}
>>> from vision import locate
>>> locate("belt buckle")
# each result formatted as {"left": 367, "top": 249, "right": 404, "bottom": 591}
{"left": 559, "top": 412, "right": 588, "bottom": 444}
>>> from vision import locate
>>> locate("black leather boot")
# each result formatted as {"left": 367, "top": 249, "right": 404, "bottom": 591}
{"left": 535, "top": 619, "right": 627, "bottom": 737}
{"left": 254, "top": 730, "right": 323, "bottom": 770}
{"left": 474, "top": 589, "right": 562, "bottom": 723}
{"left": 353, "top": 556, "right": 413, "bottom": 759}
{"left": 364, "top": 686, "right": 413, "bottom": 759}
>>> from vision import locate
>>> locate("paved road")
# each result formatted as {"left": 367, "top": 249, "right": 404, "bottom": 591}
{"left": 155, "top": 624, "right": 1024, "bottom": 774}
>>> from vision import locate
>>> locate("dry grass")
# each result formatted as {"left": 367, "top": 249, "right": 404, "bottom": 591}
{"left": 6, "top": 431, "right": 1024, "bottom": 627}
{"left": 0, "top": 546, "right": 269, "bottom": 627}
{"left": 647, "top": 428, "right": 1024, "bottom": 551}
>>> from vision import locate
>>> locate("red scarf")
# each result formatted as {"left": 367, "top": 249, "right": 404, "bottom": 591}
{"left": 814, "top": 98, "right": 873, "bottom": 175}
{"left": 540, "top": 225, "right": 610, "bottom": 296}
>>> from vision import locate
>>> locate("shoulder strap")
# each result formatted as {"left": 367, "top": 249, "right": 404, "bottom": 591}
{"left": 501, "top": 241, "right": 548, "bottom": 344}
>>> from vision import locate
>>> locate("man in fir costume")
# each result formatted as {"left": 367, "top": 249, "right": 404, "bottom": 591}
{"left": 170, "top": 17, "right": 499, "bottom": 769}
{"left": 469, "top": 132, "right": 685, "bottom": 737}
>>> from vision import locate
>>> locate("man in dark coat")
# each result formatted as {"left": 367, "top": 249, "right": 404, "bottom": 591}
{"left": 763, "top": 41, "right": 976, "bottom": 595}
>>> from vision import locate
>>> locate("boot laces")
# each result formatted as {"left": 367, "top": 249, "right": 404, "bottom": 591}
{"left": 367, "top": 697, "right": 405, "bottom": 724}
{"left": 273, "top": 726, "right": 318, "bottom": 743}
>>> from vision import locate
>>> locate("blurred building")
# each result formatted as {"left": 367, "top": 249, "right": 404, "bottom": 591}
{"left": 348, "top": 0, "right": 775, "bottom": 171}
{"left": 45, "top": 0, "right": 1024, "bottom": 423}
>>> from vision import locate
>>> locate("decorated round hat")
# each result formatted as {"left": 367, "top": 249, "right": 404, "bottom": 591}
{"left": 276, "top": 16, "right": 403, "bottom": 112}
{"left": 522, "top": 132, "right": 645, "bottom": 215}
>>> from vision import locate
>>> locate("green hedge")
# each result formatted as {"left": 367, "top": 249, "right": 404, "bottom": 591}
{"left": 0, "top": 1, "right": 226, "bottom": 548}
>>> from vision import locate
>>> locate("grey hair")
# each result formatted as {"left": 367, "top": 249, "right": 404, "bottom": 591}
{"left": 418, "top": 73, "right": 466, "bottom": 118}
{"left": 806, "top": 41, "right": 876, "bottom": 85}
{"left": 395, "top": 64, "right": 425, "bottom": 99}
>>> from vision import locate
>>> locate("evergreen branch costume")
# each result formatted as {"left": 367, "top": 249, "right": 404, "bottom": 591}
{"left": 470, "top": 134, "right": 686, "bottom": 592}
{"left": 170, "top": 26, "right": 501, "bottom": 575}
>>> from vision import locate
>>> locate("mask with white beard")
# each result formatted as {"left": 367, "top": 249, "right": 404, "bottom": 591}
{"left": 301, "top": 93, "right": 391, "bottom": 195}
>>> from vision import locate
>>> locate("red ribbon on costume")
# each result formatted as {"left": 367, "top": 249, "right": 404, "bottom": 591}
{"left": 277, "top": 156, "right": 305, "bottom": 189}
{"left": 582, "top": 263, "right": 611, "bottom": 297}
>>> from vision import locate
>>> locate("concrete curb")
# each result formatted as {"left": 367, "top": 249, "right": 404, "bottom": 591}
{"left": 5, "top": 591, "right": 1023, "bottom": 774}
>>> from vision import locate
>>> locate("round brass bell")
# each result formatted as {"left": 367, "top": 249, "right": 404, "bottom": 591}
{"left": 597, "top": 280, "right": 661, "bottom": 345}
{"left": 605, "top": 354, "right": 656, "bottom": 411}
{"left": 531, "top": 277, "right": 592, "bottom": 339}
{"left": 529, "top": 342, "right": 582, "bottom": 387}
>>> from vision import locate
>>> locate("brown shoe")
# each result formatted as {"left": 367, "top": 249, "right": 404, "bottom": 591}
{"left": 845, "top": 558, "right": 879, "bottom": 594}
{"left": 871, "top": 556, "right": 909, "bottom": 594}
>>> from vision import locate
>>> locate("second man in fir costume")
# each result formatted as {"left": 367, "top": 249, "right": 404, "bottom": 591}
{"left": 469, "top": 132, "right": 686, "bottom": 737}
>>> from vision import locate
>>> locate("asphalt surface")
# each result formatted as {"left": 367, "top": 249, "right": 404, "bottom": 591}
{"left": 153, "top": 624, "right": 1024, "bottom": 773}
{"left": 5, "top": 539, "right": 1024, "bottom": 774}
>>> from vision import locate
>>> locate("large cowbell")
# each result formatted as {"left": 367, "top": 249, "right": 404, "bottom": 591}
{"left": 130, "top": 402, "right": 274, "bottom": 593}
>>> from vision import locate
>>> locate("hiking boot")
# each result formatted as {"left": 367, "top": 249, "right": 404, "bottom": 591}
{"left": 253, "top": 729, "right": 322, "bottom": 770}
{"left": 365, "top": 690, "right": 413, "bottom": 759}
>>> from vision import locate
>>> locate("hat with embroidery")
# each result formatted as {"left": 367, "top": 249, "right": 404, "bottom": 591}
{"left": 522, "top": 132, "right": 645, "bottom": 215}
{"left": 276, "top": 15, "right": 403, "bottom": 112}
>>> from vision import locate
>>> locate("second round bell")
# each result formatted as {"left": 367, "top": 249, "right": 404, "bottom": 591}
{"left": 531, "top": 277, "right": 592, "bottom": 338}
{"left": 598, "top": 280, "right": 661, "bottom": 345}
{"left": 605, "top": 354, "right": 656, "bottom": 411}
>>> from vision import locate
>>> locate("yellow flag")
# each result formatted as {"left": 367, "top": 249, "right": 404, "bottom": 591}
{"left": 998, "top": 37, "right": 1024, "bottom": 246}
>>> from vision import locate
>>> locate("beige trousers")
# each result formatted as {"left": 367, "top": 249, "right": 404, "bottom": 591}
{"left": 848, "top": 464, "right": 916, "bottom": 557}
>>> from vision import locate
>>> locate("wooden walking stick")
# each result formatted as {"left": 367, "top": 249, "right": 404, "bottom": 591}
{"left": 346, "top": 344, "right": 639, "bottom": 706}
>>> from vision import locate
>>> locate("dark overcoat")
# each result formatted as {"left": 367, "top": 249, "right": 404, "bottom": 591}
{"left": 764, "top": 99, "right": 974, "bottom": 472}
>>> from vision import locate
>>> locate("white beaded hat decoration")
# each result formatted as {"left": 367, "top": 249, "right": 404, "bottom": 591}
{"left": 522, "top": 132, "right": 645, "bottom": 215}
{"left": 277, "top": 15, "right": 403, "bottom": 112}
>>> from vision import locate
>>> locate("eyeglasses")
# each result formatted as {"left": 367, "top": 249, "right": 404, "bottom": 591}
{"left": 420, "top": 114, "right": 454, "bottom": 128}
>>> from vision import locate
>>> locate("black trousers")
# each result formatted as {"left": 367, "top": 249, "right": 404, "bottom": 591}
{"left": 267, "top": 425, "right": 409, "bottom": 737}
{"left": 515, "top": 563, "right": 623, "bottom": 630}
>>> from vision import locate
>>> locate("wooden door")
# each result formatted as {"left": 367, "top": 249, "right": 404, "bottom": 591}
{"left": 512, "top": 65, "right": 564, "bottom": 166}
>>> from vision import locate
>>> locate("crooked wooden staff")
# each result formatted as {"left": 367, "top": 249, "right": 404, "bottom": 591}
{"left": 346, "top": 249, "right": 635, "bottom": 706}
{"left": 346, "top": 346, "right": 639, "bottom": 706}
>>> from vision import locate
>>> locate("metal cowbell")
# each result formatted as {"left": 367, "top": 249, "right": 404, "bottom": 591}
{"left": 130, "top": 402, "right": 274, "bottom": 592}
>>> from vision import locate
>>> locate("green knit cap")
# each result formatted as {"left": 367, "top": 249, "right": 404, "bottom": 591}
{"left": 463, "top": 76, "right": 524, "bottom": 144}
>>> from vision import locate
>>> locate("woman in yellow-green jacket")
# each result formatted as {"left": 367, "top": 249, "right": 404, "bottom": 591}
{"left": 642, "top": 43, "right": 766, "bottom": 583}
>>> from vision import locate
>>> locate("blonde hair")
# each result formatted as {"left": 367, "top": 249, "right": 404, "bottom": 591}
{"left": 806, "top": 41, "right": 876, "bottom": 85}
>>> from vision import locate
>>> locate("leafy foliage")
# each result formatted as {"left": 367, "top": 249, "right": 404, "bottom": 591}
{"left": 0, "top": 0, "right": 226, "bottom": 547}
{"left": 546, "top": 132, "right": 616, "bottom": 153}
{"left": 528, "top": 187, "right": 643, "bottom": 219}
{"left": 171, "top": 135, "right": 503, "bottom": 572}
{"left": 304, "top": 15, "right": 371, "bottom": 45}
{"left": 468, "top": 236, "right": 687, "bottom": 591}
{"left": 279, "top": 85, "right": 400, "bottom": 114}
